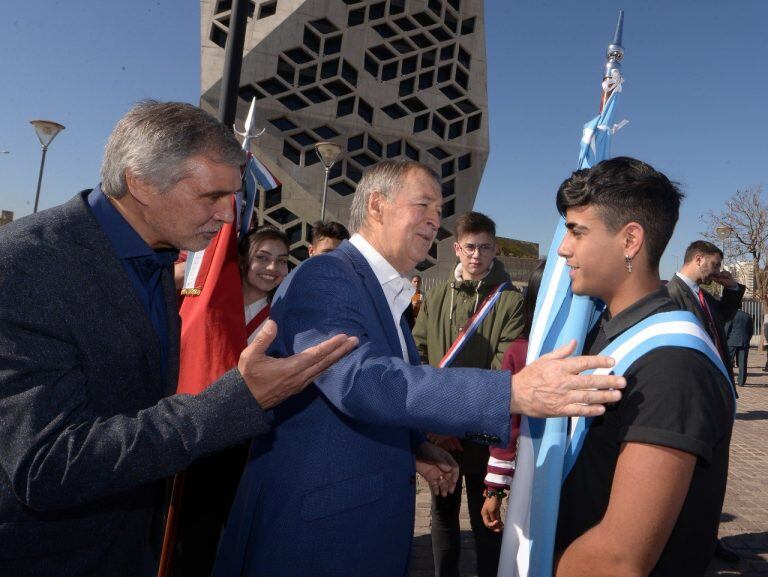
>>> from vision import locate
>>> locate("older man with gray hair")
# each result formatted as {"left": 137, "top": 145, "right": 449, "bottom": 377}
{"left": 214, "top": 159, "right": 626, "bottom": 577}
{"left": 0, "top": 100, "right": 357, "bottom": 577}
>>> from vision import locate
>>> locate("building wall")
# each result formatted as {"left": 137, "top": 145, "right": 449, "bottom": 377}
{"left": 726, "top": 260, "right": 756, "bottom": 298}
{"left": 201, "top": 0, "right": 489, "bottom": 277}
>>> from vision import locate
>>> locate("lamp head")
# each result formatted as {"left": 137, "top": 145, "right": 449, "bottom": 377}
{"left": 314, "top": 141, "right": 342, "bottom": 170}
{"left": 30, "top": 120, "right": 65, "bottom": 148}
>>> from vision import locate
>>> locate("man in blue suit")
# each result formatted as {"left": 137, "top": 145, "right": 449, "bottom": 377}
{"left": 214, "top": 160, "right": 626, "bottom": 577}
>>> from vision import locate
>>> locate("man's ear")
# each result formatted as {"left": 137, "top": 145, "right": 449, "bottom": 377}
{"left": 367, "top": 191, "right": 386, "bottom": 224}
{"left": 622, "top": 222, "right": 644, "bottom": 260}
{"left": 124, "top": 169, "right": 152, "bottom": 206}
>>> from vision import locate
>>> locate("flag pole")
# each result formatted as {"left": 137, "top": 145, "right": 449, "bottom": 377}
{"left": 499, "top": 11, "right": 629, "bottom": 577}
{"left": 600, "top": 10, "right": 624, "bottom": 112}
{"left": 156, "top": 3, "right": 250, "bottom": 576}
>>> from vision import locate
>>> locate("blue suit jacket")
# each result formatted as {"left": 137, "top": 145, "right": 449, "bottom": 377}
{"left": 214, "top": 241, "right": 511, "bottom": 577}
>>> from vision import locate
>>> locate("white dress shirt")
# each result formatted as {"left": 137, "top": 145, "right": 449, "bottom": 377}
{"left": 350, "top": 234, "right": 415, "bottom": 362}
{"left": 675, "top": 271, "right": 701, "bottom": 297}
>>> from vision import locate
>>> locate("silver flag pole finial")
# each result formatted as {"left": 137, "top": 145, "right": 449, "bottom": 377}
{"left": 605, "top": 10, "right": 625, "bottom": 76}
{"left": 234, "top": 97, "right": 265, "bottom": 151}
{"left": 612, "top": 9, "right": 624, "bottom": 47}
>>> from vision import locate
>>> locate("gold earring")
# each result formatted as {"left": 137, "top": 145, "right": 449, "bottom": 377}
{"left": 625, "top": 255, "right": 633, "bottom": 273}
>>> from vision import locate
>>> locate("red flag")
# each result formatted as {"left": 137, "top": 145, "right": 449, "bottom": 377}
{"left": 177, "top": 217, "right": 246, "bottom": 395}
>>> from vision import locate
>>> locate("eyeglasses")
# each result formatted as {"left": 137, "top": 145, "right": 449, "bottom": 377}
{"left": 253, "top": 253, "right": 289, "bottom": 269}
{"left": 457, "top": 243, "right": 495, "bottom": 257}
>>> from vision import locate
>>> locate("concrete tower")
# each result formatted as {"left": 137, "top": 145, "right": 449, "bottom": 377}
{"left": 201, "top": 0, "right": 489, "bottom": 277}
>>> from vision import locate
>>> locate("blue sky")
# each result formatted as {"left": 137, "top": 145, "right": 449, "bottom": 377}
{"left": 2, "top": 1, "right": 766, "bottom": 279}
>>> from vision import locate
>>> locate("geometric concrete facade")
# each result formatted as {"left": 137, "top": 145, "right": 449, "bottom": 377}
{"left": 201, "top": 0, "right": 489, "bottom": 277}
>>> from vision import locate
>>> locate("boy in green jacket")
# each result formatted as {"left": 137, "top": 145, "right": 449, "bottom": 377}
{"left": 412, "top": 211, "right": 524, "bottom": 577}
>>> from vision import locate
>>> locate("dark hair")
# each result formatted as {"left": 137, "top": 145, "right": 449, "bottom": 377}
{"left": 522, "top": 261, "right": 546, "bottom": 338}
{"left": 683, "top": 240, "right": 723, "bottom": 263}
{"left": 309, "top": 220, "right": 350, "bottom": 245}
{"left": 238, "top": 225, "right": 290, "bottom": 286}
{"left": 454, "top": 211, "right": 496, "bottom": 239}
{"left": 556, "top": 157, "right": 683, "bottom": 269}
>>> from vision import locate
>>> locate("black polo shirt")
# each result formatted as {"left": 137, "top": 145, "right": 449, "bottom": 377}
{"left": 555, "top": 287, "right": 734, "bottom": 577}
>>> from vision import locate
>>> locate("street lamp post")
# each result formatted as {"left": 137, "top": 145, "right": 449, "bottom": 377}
{"left": 30, "top": 120, "right": 65, "bottom": 213}
{"left": 715, "top": 224, "right": 741, "bottom": 292}
{"left": 314, "top": 141, "right": 342, "bottom": 221}
{"left": 715, "top": 225, "right": 734, "bottom": 261}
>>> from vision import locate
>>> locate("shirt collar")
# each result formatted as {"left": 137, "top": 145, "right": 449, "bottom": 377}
{"left": 350, "top": 233, "right": 414, "bottom": 297}
{"left": 601, "top": 287, "right": 674, "bottom": 341}
{"left": 88, "top": 185, "right": 178, "bottom": 267}
{"left": 675, "top": 271, "right": 700, "bottom": 293}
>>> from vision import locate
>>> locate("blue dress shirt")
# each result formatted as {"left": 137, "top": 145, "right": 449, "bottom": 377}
{"left": 87, "top": 186, "right": 179, "bottom": 380}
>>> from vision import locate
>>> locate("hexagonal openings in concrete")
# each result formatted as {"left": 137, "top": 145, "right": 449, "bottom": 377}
{"left": 211, "top": 1, "right": 486, "bottom": 268}
{"left": 234, "top": 15, "right": 356, "bottom": 114}
{"left": 270, "top": 118, "right": 341, "bottom": 167}
{"left": 210, "top": 1, "right": 280, "bottom": 48}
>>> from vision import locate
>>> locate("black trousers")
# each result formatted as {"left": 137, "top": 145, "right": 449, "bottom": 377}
{"left": 728, "top": 346, "right": 749, "bottom": 386}
{"left": 430, "top": 471, "right": 502, "bottom": 577}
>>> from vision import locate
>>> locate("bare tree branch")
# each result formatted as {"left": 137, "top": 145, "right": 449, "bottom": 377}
{"left": 700, "top": 185, "right": 768, "bottom": 300}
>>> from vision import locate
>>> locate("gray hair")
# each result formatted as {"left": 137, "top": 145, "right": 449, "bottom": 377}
{"left": 100, "top": 100, "right": 244, "bottom": 198}
{"left": 348, "top": 160, "right": 440, "bottom": 233}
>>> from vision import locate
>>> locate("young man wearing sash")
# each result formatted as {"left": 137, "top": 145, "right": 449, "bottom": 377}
{"left": 413, "top": 211, "right": 524, "bottom": 577}
{"left": 554, "top": 157, "right": 735, "bottom": 577}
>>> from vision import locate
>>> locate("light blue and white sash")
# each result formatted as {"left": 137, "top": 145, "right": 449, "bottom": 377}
{"left": 499, "top": 310, "right": 735, "bottom": 577}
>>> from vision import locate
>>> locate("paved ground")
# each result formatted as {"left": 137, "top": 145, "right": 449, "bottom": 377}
{"left": 409, "top": 347, "right": 768, "bottom": 576}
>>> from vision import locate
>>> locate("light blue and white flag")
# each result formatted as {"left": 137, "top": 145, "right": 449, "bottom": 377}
{"left": 498, "top": 29, "right": 629, "bottom": 577}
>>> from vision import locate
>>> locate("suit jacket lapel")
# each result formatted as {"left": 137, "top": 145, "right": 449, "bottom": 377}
{"left": 400, "top": 316, "right": 420, "bottom": 365}
{"left": 670, "top": 275, "right": 730, "bottom": 363}
{"left": 671, "top": 275, "right": 709, "bottom": 332}
{"left": 162, "top": 267, "right": 181, "bottom": 395}
{"left": 339, "top": 241, "right": 405, "bottom": 359}
{"left": 65, "top": 193, "right": 165, "bottom": 395}
{"left": 703, "top": 291, "right": 730, "bottom": 362}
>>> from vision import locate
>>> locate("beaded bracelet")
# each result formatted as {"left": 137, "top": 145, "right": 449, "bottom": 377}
{"left": 483, "top": 488, "right": 507, "bottom": 499}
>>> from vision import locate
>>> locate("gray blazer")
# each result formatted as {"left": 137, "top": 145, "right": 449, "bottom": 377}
{"left": 0, "top": 191, "right": 270, "bottom": 576}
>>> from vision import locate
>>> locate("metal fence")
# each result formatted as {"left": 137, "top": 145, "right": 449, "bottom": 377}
{"left": 741, "top": 298, "right": 763, "bottom": 344}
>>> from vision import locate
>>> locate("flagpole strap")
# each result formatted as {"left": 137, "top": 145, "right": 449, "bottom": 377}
{"left": 438, "top": 282, "right": 509, "bottom": 368}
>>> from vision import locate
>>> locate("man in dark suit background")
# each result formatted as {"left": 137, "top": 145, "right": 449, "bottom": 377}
{"left": 667, "top": 239, "right": 746, "bottom": 564}
{"left": 0, "top": 100, "right": 357, "bottom": 577}
{"left": 668, "top": 240, "right": 745, "bottom": 367}
{"left": 725, "top": 310, "right": 754, "bottom": 387}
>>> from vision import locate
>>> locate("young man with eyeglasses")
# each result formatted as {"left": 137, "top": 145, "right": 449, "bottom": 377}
{"left": 413, "top": 211, "right": 524, "bottom": 577}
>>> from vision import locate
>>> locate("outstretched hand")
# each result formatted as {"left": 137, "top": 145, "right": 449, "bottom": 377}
{"left": 511, "top": 340, "right": 625, "bottom": 418}
{"left": 238, "top": 320, "right": 358, "bottom": 409}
